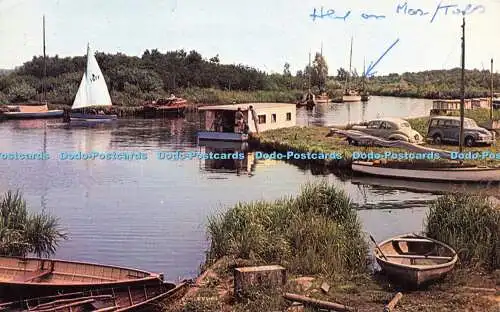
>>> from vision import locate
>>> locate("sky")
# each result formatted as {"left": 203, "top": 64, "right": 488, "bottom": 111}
{"left": 0, "top": 0, "right": 499, "bottom": 75}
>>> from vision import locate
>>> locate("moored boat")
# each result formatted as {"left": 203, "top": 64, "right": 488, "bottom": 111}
{"left": 0, "top": 281, "right": 188, "bottom": 311}
{"left": 352, "top": 161, "right": 500, "bottom": 182}
{"left": 374, "top": 233, "right": 458, "bottom": 287}
{"left": 142, "top": 97, "right": 187, "bottom": 118}
{"left": 2, "top": 104, "right": 63, "bottom": 119}
{"left": 0, "top": 256, "right": 164, "bottom": 300}
{"left": 66, "top": 44, "right": 117, "bottom": 124}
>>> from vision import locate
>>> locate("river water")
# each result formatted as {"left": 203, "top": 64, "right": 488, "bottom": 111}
{"left": 0, "top": 97, "right": 496, "bottom": 281}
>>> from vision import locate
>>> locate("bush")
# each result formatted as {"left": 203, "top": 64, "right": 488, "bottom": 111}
{"left": 206, "top": 181, "right": 368, "bottom": 277}
{"left": 425, "top": 194, "right": 500, "bottom": 270}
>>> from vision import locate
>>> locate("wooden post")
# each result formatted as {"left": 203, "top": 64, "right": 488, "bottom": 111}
{"left": 234, "top": 265, "right": 286, "bottom": 296}
{"left": 383, "top": 292, "right": 403, "bottom": 312}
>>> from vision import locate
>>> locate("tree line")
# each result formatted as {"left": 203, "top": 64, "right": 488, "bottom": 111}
{"left": 0, "top": 49, "right": 498, "bottom": 105}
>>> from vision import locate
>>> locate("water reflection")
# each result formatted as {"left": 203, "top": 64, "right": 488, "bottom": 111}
{"left": 198, "top": 141, "right": 256, "bottom": 177}
{"left": 352, "top": 176, "right": 500, "bottom": 197}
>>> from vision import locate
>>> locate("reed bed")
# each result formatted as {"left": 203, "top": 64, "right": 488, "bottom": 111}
{"left": 206, "top": 181, "right": 368, "bottom": 278}
{"left": 425, "top": 194, "right": 500, "bottom": 270}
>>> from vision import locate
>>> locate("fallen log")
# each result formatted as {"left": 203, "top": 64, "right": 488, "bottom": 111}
{"left": 383, "top": 292, "right": 403, "bottom": 312}
{"left": 283, "top": 292, "right": 355, "bottom": 312}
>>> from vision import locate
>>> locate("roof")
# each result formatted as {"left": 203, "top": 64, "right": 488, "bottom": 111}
{"left": 430, "top": 116, "right": 473, "bottom": 121}
{"left": 369, "top": 117, "right": 409, "bottom": 123}
{"left": 197, "top": 102, "right": 295, "bottom": 111}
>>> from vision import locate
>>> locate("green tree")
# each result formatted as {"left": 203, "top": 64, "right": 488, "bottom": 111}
{"left": 0, "top": 190, "right": 67, "bottom": 257}
{"left": 311, "top": 53, "right": 328, "bottom": 92}
{"left": 6, "top": 81, "right": 37, "bottom": 102}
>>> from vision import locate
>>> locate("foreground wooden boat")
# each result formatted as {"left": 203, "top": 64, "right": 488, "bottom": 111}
{"left": 0, "top": 256, "right": 164, "bottom": 300}
{"left": 374, "top": 233, "right": 458, "bottom": 287}
{"left": 0, "top": 281, "right": 188, "bottom": 311}
{"left": 352, "top": 161, "right": 500, "bottom": 182}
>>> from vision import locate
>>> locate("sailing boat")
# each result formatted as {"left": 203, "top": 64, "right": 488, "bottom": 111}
{"left": 297, "top": 51, "right": 316, "bottom": 108}
{"left": 342, "top": 37, "right": 361, "bottom": 103}
{"left": 3, "top": 16, "right": 63, "bottom": 120}
{"left": 66, "top": 43, "right": 117, "bottom": 123}
{"left": 315, "top": 42, "right": 330, "bottom": 104}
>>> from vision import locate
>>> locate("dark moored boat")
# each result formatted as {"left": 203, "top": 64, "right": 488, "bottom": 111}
{"left": 374, "top": 233, "right": 458, "bottom": 287}
{"left": 142, "top": 98, "right": 187, "bottom": 118}
{"left": 0, "top": 281, "right": 188, "bottom": 312}
{"left": 0, "top": 256, "right": 164, "bottom": 301}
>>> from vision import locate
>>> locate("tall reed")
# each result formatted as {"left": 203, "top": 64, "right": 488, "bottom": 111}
{"left": 206, "top": 181, "right": 368, "bottom": 277}
{"left": 425, "top": 193, "right": 500, "bottom": 270}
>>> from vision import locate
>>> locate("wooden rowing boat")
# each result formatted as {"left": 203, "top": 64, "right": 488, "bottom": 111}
{"left": 0, "top": 281, "right": 189, "bottom": 311}
{"left": 0, "top": 256, "right": 164, "bottom": 300}
{"left": 374, "top": 233, "right": 458, "bottom": 287}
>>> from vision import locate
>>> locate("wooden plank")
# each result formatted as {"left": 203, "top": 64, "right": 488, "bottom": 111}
{"left": 11, "top": 269, "right": 51, "bottom": 282}
{"left": 31, "top": 299, "right": 95, "bottom": 312}
{"left": 32, "top": 295, "right": 113, "bottom": 310}
{"left": 283, "top": 293, "right": 355, "bottom": 312}
{"left": 384, "top": 292, "right": 403, "bottom": 312}
{"left": 391, "top": 238, "right": 434, "bottom": 243}
{"left": 385, "top": 254, "right": 453, "bottom": 260}
{"left": 94, "top": 306, "right": 120, "bottom": 312}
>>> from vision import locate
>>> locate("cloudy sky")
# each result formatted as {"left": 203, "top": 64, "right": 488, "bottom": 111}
{"left": 0, "top": 0, "right": 499, "bottom": 75}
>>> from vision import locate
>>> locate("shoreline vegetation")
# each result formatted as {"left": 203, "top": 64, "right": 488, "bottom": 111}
{"left": 1, "top": 49, "right": 499, "bottom": 114}
{"left": 166, "top": 183, "right": 500, "bottom": 312}
{"left": 252, "top": 109, "right": 500, "bottom": 169}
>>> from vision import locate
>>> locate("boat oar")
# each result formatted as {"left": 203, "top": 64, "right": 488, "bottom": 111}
{"left": 370, "top": 235, "right": 388, "bottom": 260}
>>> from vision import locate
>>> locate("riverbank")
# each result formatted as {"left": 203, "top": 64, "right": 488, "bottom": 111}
{"left": 252, "top": 111, "right": 500, "bottom": 169}
{"left": 164, "top": 187, "right": 500, "bottom": 312}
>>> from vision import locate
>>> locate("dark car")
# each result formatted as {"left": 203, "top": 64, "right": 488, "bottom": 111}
{"left": 426, "top": 116, "right": 495, "bottom": 147}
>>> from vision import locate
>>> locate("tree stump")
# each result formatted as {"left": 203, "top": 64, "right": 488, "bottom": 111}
{"left": 234, "top": 265, "right": 286, "bottom": 296}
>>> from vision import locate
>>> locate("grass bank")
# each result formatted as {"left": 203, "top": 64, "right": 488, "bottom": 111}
{"left": 166, "top": 191, "right": 500, "bottom": 312}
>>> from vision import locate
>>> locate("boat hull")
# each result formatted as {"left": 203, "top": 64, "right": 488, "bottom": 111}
{"left": 0, "top": 282, "right": 188, "bottom": 311}
{"left": 197, "top": 131, "right": 248, "bottom": 142}
{"left": 2, "top": 110, "right": 64, "bottom": 119}
{"left": 142, "top": 106, "right": 186, "bottom": 118}
{"left": 342, "top": 95, "right": 362, "bottom": 102}
{"left": 352, "top": 161, "right": 500, "bottom": 182}
{"left": 0, "top": 256, "right": 163, "bottom": 301}
{"left": 69, "top": 113, "right": 118, "bottom": 124}
{"left": 374, "top": 233, "right": 458, "bottom": 288}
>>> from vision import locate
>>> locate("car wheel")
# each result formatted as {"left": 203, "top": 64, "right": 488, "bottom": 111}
{"left": 465, "top": 136, "right": 475, "bottom": 147}
{"left": 432, "top": 134, "right": 442, "bottom": 145}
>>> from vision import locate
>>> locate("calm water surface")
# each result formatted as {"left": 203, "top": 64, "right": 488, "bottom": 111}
{"left": 0, "top": 97, "right": 496, "bottom": 280}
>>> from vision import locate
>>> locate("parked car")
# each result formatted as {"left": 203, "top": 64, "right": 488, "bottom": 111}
{"left": 426, "top": 116, "right": 495, "bottom": 147}
{"left": 351, "top": 117, "right": 424, "bottom": 143}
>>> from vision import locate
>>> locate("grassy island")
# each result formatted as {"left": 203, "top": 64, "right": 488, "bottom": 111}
{"left": 253, "top": 109, "right": 500, "bottom": 169}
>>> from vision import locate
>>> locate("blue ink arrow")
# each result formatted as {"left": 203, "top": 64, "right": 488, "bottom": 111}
{"left": 364, "top": 38, "right": 400, "bottom": 77}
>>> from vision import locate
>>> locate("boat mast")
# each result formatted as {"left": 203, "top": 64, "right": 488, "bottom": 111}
{"left": 42, "top": 15, "right": 47, "bottom": 104}
{"left": 490, "top": 58, "right": 494, "bottom": 121}
{"left": 344, "top": 37, "right": 353, "bottom": 92}
{"left": 308, "top": 50, "right": 311, "bottom": 93}
{"left": 459, "top": 17, "right": 465, "bottom": 153}
{"left": 320, "top": 42, "right": 323, "bottom": 92}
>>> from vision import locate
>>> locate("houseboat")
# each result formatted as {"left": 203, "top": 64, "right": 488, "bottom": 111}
{"left": 197, "top": 103, "right": 296, "bottom": 141}
{"left": 430, "top": 98, "right": 490, "bottom": 115}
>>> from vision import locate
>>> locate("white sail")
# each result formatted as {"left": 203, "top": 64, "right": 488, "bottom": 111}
{"left": 72, "top": 44, "right": 112, "bottom": 109}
